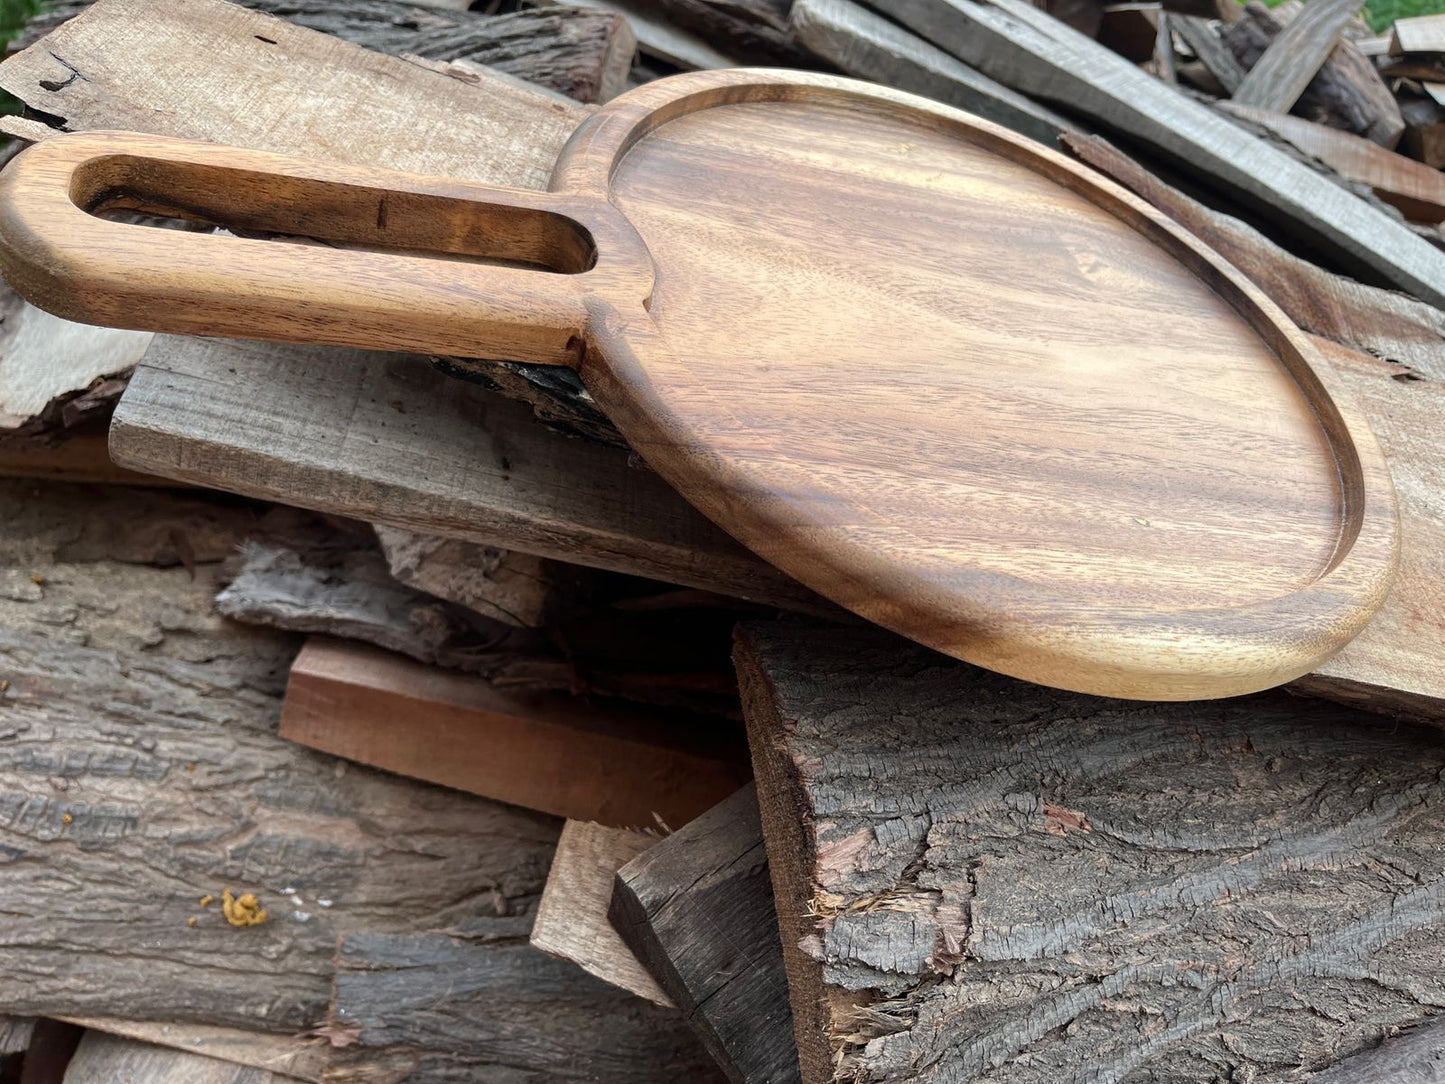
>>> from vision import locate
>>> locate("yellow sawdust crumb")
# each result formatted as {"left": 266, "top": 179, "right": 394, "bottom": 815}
{"left": 30, "top": 573, "right": 44, "bottom": 585}
{"left": 187, "top": 916, "right": 197, "bottom": 927}
{"left": 0, "top": 680, "right": 9, "bottom": 693}
{"left": 199, "top": 894, "right": 214, "bottom": 908}
{"left": 61, "top": 813, "right": 72, "bottom": 825}
{"left": 222, "top": 888, "right": 268, "bottom": 928}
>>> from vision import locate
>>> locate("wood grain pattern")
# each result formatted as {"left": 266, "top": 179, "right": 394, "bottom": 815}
{"left": 279, "top": 637, "right": 750, "bottom": 828}
{"left": 532, "top": 820, "right": 673, "bottom": 1006}
{"left": 0, "top": 70, "right": 1398, "bottom": 699}
{"left": 610, "top": 784, "right": 800, "bottom": 1084}
{"left": 1231, "top": 0, "right": 1361, "bottom": 111}
{"left": 62, "top": 1032, "right": 298, "bottom": 1084}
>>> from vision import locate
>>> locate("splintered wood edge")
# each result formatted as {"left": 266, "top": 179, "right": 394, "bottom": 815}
{"left": 551, "top": 68, "right": 1400, "bottom": 700}
{"left": 734, "top": 627, "right": 832, "bottom": 1083}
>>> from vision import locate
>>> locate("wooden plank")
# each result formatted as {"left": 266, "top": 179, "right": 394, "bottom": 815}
{"left": 22, "top": 0, "right": 637, "bottom": 103}
{"left": 113, "top": 337, "right": 827, "bottom": 616}
{"left": 1391, "top": 12, "right": 1445, "bottom": 55}
{"left": 869, "top": 0, "right": 1442, "bottom": 301}
{"left": 61, "top": 1032, "right": 298, "bottom": 1084}
{"left": 611, "top": 784, "right": 800, "bottom": 1084}
{"left": 279, "top": 637, "right": 749, "bottom": 828}
{"left": 737, "top": 621, "right": 1445, "bottom": 1084}
{"left": 0, "top": 433, "right": 170, "bottom": 485}
{"left": 1311, "top": 1017, "right": 1445, "bottom": 1082}
{"left": 532, "top": 820, "right": 672, "bottom": 1006}
{"left": 1059, "top": 134, "right": 1445, "bottom": 723}
{"left": 1231, "top": 0, "right": 1361, "bottom": 112}
{"left": 1224, "top": 1, "right": 1403, "bottom": 146}
{"left": 0, "top": 479, "right": 716, "bottom": 1081}
{"left": 622, "top": 0, "right": 814, "bottom": 64}
{"left": 788, "top": 0, "right": 1071, "bottom": 144}
{"left": 1220, "top": 102, "right": 1445, "bottom": 222}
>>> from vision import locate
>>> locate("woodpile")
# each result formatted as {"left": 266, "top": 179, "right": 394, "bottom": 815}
{"left": 0, "top": 0, "right": 1443, "bottom": 1080}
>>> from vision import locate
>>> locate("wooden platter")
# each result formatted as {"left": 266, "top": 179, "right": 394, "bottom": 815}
{"left": 0, "top": 69, "right": 1398, "bottom": 699}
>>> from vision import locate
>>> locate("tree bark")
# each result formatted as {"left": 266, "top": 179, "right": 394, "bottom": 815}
{"left": 737, "top": 620, "right": 1445, "bottom": 1084}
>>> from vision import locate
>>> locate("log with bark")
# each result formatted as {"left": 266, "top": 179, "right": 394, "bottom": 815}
{"left": 0, "top": 478, "right": 720, "bottom": 1082}
{"left": 737, "top": 621, "right": 1445, "bottom": 1084}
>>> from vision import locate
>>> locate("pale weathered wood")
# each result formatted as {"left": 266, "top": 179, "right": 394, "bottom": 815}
{"left": 1231, "top": 0, "right": 1361, "bottom": 112}
{"left": 1224, "top": 1, "right": 1404, "bottom": 146}
{"left": 532, "top": 820, "right": 672, "bottom": 1006}
{"left": 1311, "top": 1017, "right": 1445, "bottom": 1082}
{"left": 54, "top": 1019, "right": 327, "bottom": 1082}
{"left": 870, "top": 0, "right": 1437, "bottom": 297}
{"left": 1391, "top": 12, "right": 1445, "bottom": 55}
{"left": 22, "top": 1, "right": 637, "bottom": 103}
{"left": 611, "top": 784, "right": 799, "bottom": 1084}
{"left": 0, "top": 480, "right": 719, "bottom": 1081}
{"left": 738, "top": 621, "right": 1445, "bottom": 1084}
{"left": 1220, "top": 102, "right": 1445, "bottom": 222}
{"left": 61, "top": 1032, "right": 297, "bottom": 1084}
{"left": 788, "top": 0, "right": 1070, "bottom": 144}
{"left": 0, "top": 72, "right": 1398, "bottom": 700}
{"left": 0, "top": 1018, "right": 35, "bottom": 1055}
{"left": 279, "top": 637, "right": 749, "bottom": 827}
{"left": 1059, "top": 134, "right": 1445, "bottom": 723}
{"left": 623, "top": 0, "right": 814, "bottom": 64}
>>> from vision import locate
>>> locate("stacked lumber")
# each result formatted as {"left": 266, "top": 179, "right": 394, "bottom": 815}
{"left": 0, "top": 0, "right": 1444, "bottom": 1079}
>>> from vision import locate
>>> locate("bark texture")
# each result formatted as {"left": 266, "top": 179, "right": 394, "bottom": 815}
{"left": 737, "top": 621, "right": 1445, "bottom": 1084}
{"left": 0, "top": 479, "right": 720, "bottom": 1081}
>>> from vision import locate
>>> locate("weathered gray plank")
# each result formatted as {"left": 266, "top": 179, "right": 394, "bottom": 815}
{"left": 1174, "top": 14, "right": 1245, "bottom": 91}
{"left": 789, "top": 0, "right": 1070, "bottom": 144}
{"left": 737, "top": 620, "right": 1445, "bottom": 1084}
{"left": 867, "top": 0, "right": 1445, "bottom": 303}
{"left": 611, "top": 784, "right": 800, "bottom": 1084}
{"left": 1231, "top": 0, "right": 1361, "bottom": 112}
{"left": 111, "top": 337, "right": 827, "bottom": 616}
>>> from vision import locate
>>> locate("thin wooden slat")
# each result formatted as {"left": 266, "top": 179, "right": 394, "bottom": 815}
{"left": 1174, "top": 14, "right": 1246, "bottom": 91}
{"left": 610, "top": 784, "right": 799, "bottom": 1084}
{"left": 278, "top": 637, "right": 750, "bottom": 828}
{"left": 61, "top": 1032, "right": 298, "bottom": 1084}
{"left": 1231, "top": 0, "right": 1361, "bottom": 112}
{"left": 531, "top": 821, "right": 672, "bottom": 1006}
{"left": 869, "top": 0, "right": 1443, "bottom": 301}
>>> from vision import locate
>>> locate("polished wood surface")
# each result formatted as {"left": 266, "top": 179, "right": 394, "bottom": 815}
{"left": 0, "top": 69, "right": 1398, "bottom": 698}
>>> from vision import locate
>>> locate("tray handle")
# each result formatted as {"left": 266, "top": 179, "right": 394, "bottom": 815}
{"left": 0, "top": 131, "right": 609, "bottom": 366}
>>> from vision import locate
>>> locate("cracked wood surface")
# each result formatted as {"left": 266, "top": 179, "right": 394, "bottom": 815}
{"left": 610, "top": 783, "right": 800, "bottom": 1084}
{"left": 0, "top": 478, "right": 718, "bottom": 1081}
{"left": 737, "top": 621, "right": 1445, "bottom": 1084}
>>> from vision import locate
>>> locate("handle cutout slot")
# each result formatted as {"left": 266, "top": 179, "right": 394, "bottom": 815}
{"left": 69, "top": 155, "right": 597, "bottom": 274}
